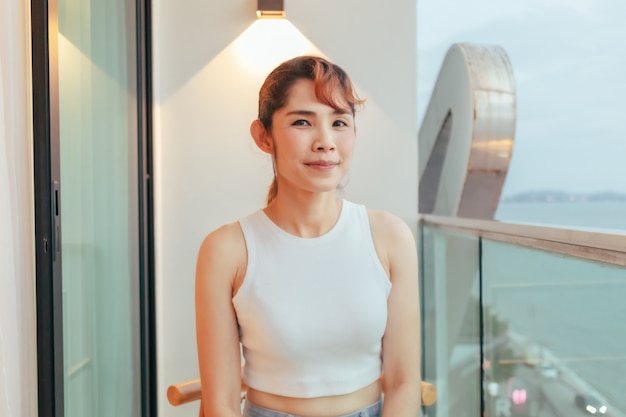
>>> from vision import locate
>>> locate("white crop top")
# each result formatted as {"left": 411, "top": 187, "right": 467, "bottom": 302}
{"left": 233, "top": 200, "right": 392, "bottom": 398}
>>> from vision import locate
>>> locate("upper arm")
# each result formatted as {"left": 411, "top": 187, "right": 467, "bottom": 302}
{"left": 195, "top": 223, "right": 247, "bottom": 416}
{"left": 369, "top": 211, "right": 421, "bottom": 389}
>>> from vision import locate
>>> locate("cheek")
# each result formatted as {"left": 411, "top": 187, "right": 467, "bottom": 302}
{"left": 278, "top": 139, "right": 303, "bottom": 159}
{"left": 339, "top": 135, "right": 356, "bottom": 153}
{"left": 272, "top": 138, "right": 301, "bottom": 169}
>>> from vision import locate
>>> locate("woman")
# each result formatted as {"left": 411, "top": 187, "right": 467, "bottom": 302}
{"left": 195, "top": 56, "right": 421, "bottom": 417}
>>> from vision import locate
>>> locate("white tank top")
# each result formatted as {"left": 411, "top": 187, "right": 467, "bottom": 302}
{"left": 233, "top": 200, "right": 391, "bottom": 398}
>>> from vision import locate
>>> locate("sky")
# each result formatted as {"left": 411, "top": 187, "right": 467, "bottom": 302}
{"left": 417, "top": 0, "right": 626, "bottom": 197}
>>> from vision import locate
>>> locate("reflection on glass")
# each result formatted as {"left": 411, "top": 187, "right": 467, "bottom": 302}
{"left": 482, "top": 240, "right": 626, "bottom": 417}
{"left": 58, "top": 0, "right": 140, "bottom": 415}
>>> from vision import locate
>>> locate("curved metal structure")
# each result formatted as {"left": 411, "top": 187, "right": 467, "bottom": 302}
{"left": 419, "top": 43, "right": 516, "bottom": 219}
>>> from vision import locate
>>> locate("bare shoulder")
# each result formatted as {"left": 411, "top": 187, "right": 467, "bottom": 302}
{"left": 196, "top": 221, "right": 247, "bottom": 289}
{"left": 367, "top": 209, "right": 417, "bottom": 282}
{"left": 367, "top": 209, "right": 415, "bottom": 246}
{"left": 199, "top": 221, "right": 246, "bottom": 255}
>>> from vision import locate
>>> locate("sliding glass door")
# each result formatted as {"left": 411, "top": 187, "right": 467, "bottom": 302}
{"left": 33, "top": 0, "right": 153, "bottom": 415}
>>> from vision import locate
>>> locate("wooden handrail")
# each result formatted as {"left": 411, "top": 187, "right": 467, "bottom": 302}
{"left": 167, "top": 378, "right": 437, "bottom": 407}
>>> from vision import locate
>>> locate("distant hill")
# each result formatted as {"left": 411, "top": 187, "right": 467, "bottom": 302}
{"left": 501, "top": 190, "right": 626, "bottom": 203}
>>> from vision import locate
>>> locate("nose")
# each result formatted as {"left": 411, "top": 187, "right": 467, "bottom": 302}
{"left": 313, "top": 126, "right": 335, "bottom": 151}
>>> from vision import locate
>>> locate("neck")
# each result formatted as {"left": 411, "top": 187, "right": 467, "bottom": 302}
{"left": 264, "top": 192, "right": 342, "bottom": 238}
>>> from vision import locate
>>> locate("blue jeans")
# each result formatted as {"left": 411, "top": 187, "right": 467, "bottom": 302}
{"left": 242, "top": 399, "right": 382, "bottom": 417}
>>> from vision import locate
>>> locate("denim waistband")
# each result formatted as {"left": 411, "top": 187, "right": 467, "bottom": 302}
{"left": 242, "top": 398, "right": 382, "bottom": 417}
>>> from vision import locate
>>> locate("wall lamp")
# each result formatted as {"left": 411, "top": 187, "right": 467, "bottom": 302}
{"left": 257, "top": 0, "right": 285, "bottom": 18}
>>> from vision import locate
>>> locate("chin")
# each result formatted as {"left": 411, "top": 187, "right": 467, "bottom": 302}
{"left": 306, "top": 183, "right": 342, "bottom": 194}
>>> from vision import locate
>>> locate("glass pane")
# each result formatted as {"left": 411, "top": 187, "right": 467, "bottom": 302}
{"left": 421, "top": 225, "right": 481, "bottom": 417}
{"left": 482, "top": 240, "right": 626, "bottom": 417}
{"left": 57, "top": 0, "right": 140, "bottom": 415}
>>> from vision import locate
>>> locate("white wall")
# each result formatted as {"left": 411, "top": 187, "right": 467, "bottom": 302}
{"left": 152, "top": 1, "right": 417, "bottom": 415}
{"left": 0, "top": 1, "right": 37, "bottom": 417}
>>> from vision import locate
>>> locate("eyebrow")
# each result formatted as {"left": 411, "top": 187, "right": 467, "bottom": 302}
{"left": 285, "top": 109, "right": 352, "bottom": 117}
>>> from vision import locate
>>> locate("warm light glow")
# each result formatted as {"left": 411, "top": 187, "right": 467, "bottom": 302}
{"left": 233, "top": 19, "right": 321, "bottom": 78}
{"left": 256, "top": 10, "right": 286, "bottom": 19}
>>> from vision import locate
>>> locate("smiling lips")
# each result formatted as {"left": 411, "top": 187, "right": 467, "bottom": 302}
{"left": 305, "top": 160, "right": 339, "bottom": 169}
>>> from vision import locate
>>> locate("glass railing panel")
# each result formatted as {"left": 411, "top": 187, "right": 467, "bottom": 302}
{"left": 421, "top": 225, "right": 481, "bottom": 417}
{"left": 482, "top": 240, "right": 626, "bottom": 417}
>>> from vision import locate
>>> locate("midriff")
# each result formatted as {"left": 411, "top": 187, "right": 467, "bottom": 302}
{"left": 246, "top": 379, "right": 382, "bottom": 417}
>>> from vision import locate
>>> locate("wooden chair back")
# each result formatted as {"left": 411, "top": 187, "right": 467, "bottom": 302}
{"left": 167, "top": 376, "right": 436, "bottom": 416}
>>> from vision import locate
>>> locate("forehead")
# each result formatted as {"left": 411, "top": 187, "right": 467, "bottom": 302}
{"left": 284, "top": 79, "right": 317, "bottom": 104}
{"left": 282, "top": 78, "right": 351, "bottom": 113}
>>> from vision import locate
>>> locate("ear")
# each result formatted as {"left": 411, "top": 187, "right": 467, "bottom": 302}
{"left": 250, "top": 120, "right": 273, "bottom": 154}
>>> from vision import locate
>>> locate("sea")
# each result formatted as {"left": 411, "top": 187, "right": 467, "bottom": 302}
{"left": 495, "top": 201, "right": 626, "bottom": 233}
{"left": 488, "top": 201, "right": 626, "bottom": 413}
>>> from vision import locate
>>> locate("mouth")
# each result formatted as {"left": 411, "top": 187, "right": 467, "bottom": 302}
{"left": 305, "top": 161, "right": 339, "bottom": 167}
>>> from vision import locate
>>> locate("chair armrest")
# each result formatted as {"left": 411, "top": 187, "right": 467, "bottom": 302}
{"left": 167, "top": 379, "right": 202, "bottom": 406}
{"left": 421, "top": 381, "right": 437, "bottom": 407}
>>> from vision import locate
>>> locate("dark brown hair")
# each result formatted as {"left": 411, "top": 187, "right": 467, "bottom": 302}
{"left": 257, "top": 56, "right": 365, "bottom": 204}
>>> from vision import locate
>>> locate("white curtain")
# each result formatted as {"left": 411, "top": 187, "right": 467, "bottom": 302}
{"left": 0, "top": 0, "right": 37, "bottom": 417}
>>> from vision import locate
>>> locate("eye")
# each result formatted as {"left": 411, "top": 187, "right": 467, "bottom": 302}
{"left": 333, "top": 119, "right": 349, "bottom": 127}
{"left": 292, "top": 119, "right": 311, "bottom": 126}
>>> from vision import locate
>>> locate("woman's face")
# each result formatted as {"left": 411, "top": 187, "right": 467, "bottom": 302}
{"left": 268, "top": 78, "right": 356, "bottom": 198}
